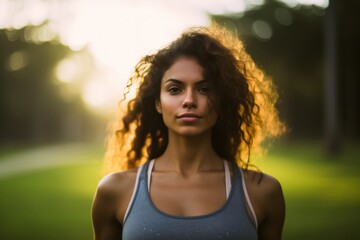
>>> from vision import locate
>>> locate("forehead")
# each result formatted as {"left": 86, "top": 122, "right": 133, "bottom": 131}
{"left": 162, "top": 57, "right": 204, "bottom": 83}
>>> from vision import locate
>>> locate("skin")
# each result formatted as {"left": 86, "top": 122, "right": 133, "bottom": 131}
{"left": 92, "top": 57, "right": 285, "bottom": 240}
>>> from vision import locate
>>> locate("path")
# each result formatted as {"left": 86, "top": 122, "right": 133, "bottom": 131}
{"left": 0, "top": 143, "right": 100, "bottom": 179}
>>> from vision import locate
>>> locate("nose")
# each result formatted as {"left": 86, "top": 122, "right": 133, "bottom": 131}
{"left": 182, "top": 89, "right": 197, "bottom": 109}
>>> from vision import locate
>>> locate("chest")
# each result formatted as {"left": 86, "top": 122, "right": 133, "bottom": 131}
{"left": 122, "top": 170, "right": 258, "bottom": 240}
{"left": 149, "top": 172, "right": 227, "bottom": 216}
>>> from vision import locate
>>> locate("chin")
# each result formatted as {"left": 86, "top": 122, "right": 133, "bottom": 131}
{"left": 171, "top": 127, "right": 212, "bottom": 138}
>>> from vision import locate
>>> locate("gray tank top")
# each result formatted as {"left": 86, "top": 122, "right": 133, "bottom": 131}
{"left": 122, "top": 160, "right": 258, "bottom": 240}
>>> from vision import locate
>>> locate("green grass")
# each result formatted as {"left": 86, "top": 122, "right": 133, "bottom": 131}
{"left": 257, "top": 142, "right": 360, "bottom": 240}
{"left": 0, "top": 143, "right": 104, "bottom": 240}
{"left": 0, "top": 163, "right": 101, "bottom": 239}
{"left": 0, "top": 142, "right": 359, "bottom": 239}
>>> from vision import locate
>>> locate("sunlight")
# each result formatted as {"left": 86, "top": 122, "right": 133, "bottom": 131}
{"left": 0, "top": 0, "right": 329, "bottom": 114}
{"left": 23, "top": 24, "right": 56, "bottom": 44}
{"left": 83, "top": 80, "right": 109, "bottom": 109}
{"left": 56, "top": 58, "right": 79, "bottom": 83}
{"left": 282, "top": 0, "right": 328, "bottom": 7}
{"left": 54, "top": 0, "right": 210, "bottom": 113}
{"left": 82, "top": 72, "right": 124, "bottom": 112}
{"left": 7, "top": 51, "right": 28, "bottom": 71}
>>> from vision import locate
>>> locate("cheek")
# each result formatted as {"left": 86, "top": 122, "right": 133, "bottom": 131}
{"left": 160, "top": 94, "right": 180, "bottom": 112}
{"left": 159, "top": 97, "right": 177, "bottom": 125}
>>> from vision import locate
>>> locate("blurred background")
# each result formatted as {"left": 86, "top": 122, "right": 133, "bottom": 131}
{"left": 0, "top": 0, "right": 359, "bottom": 239}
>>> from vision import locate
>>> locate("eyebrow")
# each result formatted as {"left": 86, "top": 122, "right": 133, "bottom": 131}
{"left": 164, "top": 79, "right": 208, "bottom": 85}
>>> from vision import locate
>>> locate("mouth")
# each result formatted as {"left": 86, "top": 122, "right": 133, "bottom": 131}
{"left": 177, "top": 113, "right": 201, "bottom": 119}
{"left": 177, "top": 113, "right": 202, "bottom": 122}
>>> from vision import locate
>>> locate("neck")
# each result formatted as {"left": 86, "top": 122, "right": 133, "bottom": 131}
{"left": 156, "top": 130, "right": 222, "bottom": 175}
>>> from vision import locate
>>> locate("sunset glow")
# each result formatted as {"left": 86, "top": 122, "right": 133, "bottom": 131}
{"left": 0, "top": 0, "right": 328, "bottom": 114}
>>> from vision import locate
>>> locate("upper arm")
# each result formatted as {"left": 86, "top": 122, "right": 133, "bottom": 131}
{"left": 257, "top": 176, "right": 286, "bottom": 240}
{"left": 92, "top": 176, "right": 123, "bottom": 240}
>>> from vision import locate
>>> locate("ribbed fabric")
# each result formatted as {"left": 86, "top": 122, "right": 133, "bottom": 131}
{"left": 122, "top": 160, "right": 258, "bottom": 240}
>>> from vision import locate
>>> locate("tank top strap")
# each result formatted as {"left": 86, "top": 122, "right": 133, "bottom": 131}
{"left": 224, "top": 160, "right": 231, "bottom": 198}
{"left": 123, "top": 162, "right": 146, "bottom": 223}
{"left": 146, "top": 159, "right": 155, "bottom": 191}
{"left": 232, "top": 163, "right": 258, "bottom": 229}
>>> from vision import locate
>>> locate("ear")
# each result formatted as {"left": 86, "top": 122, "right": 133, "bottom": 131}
{"left": 155, "top": 100, "right": 162, "bottom": 114}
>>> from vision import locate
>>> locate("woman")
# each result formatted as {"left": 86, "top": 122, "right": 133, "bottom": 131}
{"left": 92, "top": 26, "right": 286, "bottom": 240}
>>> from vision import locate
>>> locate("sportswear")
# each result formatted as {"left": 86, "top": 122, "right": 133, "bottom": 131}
{"left": 122, "top": 159, "right": 258, "bottom": 240}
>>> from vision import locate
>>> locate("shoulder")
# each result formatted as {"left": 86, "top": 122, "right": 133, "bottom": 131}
{"left": 95, "top": 168, "right": 138, "bottom": 204}
{"left": 242, "top": 170, "right": 283, "bottom": 199}
{"left": 92, "top": 168, "right": 140, "bottom": 239}
{"left": 241, "top": 169, "right": 285, "bottom": 226}
{"left": 97, "top": 168, "right": 138, "bottom": 193}
{"left": 92, "top": 168, "right": 139, "bottom": 221}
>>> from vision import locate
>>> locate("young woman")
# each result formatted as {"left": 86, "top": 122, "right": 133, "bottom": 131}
{"left": 92, "top": 26, "right": 286, "bottom": 240}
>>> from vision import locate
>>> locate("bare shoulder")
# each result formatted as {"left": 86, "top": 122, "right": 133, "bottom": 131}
{"left": 92, "top": 168, "right": 138, "bottom": 222}
{"left": 242, "top": 169, "right": 285, "bottom": 239}
{"left": 92, "top": 168, "right": 139, "bottom": 239}
{"left": 96, "top": 168, "right": 138, "bottom": 198}
{"left": 242, "top": 169, "right": 283, "bottom": 200}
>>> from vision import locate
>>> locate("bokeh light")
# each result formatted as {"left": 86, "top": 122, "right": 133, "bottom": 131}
{"left": 7, "top": 51, "right": 28, "bottom": 71}
{"left": 0, "top": 0, "right": 328, "bottom": 114}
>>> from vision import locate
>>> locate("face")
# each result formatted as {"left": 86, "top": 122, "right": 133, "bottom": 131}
{"left": 156, "top": 57, "right": 218, "bottom": 137}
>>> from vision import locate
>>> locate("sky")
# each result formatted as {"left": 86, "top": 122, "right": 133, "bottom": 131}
{"left": 0, "top": 0, "right": 328, "bottom": 114}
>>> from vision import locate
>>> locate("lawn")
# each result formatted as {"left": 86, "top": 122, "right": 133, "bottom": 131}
{"left": 0, "top": 141, "right": 359, "bottom": 239}
{"left": 257, "top": 142, "right": 360, "bottom": 240}
{"left": 0, "top": 143, "right": 104, "bottom": 240}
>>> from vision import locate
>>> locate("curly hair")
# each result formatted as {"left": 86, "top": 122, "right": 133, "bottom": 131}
{"left": 103, "top": 25, "right": 285, "bottom": 173}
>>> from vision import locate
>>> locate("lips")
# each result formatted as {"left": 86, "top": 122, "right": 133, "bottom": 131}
{"left": 177, "top": 113, "right": 201, "bottom": 119}
{"left": 177, "top": 113, "right": 202, "bottom": 123}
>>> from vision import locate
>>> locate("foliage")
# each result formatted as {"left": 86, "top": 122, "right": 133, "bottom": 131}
{"left": 211, "top": 0, "right": 360, "bottom": 140}
{"left": 0, "top": 22, "right": 104, "bottom": 144}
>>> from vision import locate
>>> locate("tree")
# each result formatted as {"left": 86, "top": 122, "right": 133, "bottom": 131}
{"left": 0, "top": 22, "right": 103, "bottom": 144}
{"left": 211, "top": 0, "right": 360, "bottom": 142}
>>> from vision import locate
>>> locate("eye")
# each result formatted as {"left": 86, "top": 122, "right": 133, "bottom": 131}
{"left": 167, "top": 86, "right": 182, "bottom": 95}
{"left": 198, "top": 85, "right": 211, "bottom": 94}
